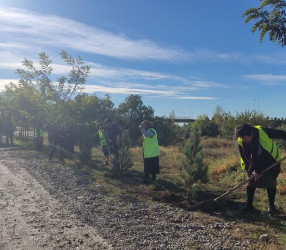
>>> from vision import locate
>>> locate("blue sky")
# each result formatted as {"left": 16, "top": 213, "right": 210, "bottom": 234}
{"left": 1, "top": 0, "right": 286, "bottom": 119}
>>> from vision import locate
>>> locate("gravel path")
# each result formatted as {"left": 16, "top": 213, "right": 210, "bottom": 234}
{"left": 0, "top": 149, "right": 111, "bottom": 250}
{"left": 0, "top": 148, "right": 260, "bottom": 249}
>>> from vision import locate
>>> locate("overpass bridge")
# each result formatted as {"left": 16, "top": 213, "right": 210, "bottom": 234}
{"left": 166, "top": 117, "right": 195, "bottom": 124}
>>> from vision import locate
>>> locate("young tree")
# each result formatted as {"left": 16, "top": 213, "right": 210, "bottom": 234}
{"left": 180, "top": 129, "right": 208, "bottom": 201}
{"left": 243, "top": 0, "right": 286, "bottom": 47}
{"left": 110, "top": 130, "right": 133, "bottom": 176}
{"left": 14, "top": 51, "right": 90, "bottom": 127}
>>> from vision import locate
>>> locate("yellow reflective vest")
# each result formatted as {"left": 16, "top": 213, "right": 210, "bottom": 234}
{"left": 143, "top": 128, "right": 160, "bottom": 159}
{"left": 36, "top": 128, "right": 44, "bottom": 137}
{"left": 99, "top": 130, "right": 107, "bottom": 146}
{"left": 237, "top": 126, "right": 281, "bottom": 169}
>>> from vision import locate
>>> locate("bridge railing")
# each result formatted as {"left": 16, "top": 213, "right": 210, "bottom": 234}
{"left": 165, "top": 117, "right": 195, "bottom": 123}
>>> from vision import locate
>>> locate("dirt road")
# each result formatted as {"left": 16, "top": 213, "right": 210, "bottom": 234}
{"left": 0, "top": 148, "right": 111, "bottom": 250}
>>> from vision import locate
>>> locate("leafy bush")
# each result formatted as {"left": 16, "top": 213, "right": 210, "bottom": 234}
{"left": 191, "top": 115, "right": 219, "bottom": 137}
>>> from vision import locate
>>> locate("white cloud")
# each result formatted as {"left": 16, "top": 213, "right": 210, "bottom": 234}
{"left": 190, "top": 80, "right": 228, "bottom": 88}
{"left": 3, "top": 7, "right": 286, "bottom": 66}
{"left": 82, "top": 84, "right": 177, "bottom": 96}
{"left": 0, "top": 7, "right": 229, "bottom": 102}
{"left": 188, "top": 49, "right": 286, "bottom": 65}
{"left": 244, "top": 74, "right": 286, "bottom": 85}
{"left": 190, "top": 49, "right": 246, "bottom": 63}
{"left": 88, "top": 64, "right": 171, "bottom": 80}
{"left": 81, "top": 82, "right": 218, "bottom": 100}
{"left": 0, "top": 7, "right": 188, "bottom": 62}
{"left": 2, "top": 5, "right": 286, "bottom": 83}
{"left": 0, "top": 79, "right": 19, "bottom": 91}
{"left": 177, "top": 96, "right": 216, "bottom": 100}
{"left": 50, "top": 61, "right": 228, "bottom": 91}
{"left": 0, "top": 76, "right": 217, "bottom": 101}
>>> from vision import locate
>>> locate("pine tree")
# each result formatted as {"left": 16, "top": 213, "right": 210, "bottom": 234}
{"left": 180, "top": 129, "right": 208, "bottom": 200}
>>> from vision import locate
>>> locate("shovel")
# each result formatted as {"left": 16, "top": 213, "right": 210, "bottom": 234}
{"left": 197, "top": 155, "right": 286, "bottom": 210}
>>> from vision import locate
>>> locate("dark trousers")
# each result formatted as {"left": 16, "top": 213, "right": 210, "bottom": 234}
{"left": 49, "top": 144, "right": 64, "bottom": 162}
{"left": 246, "top": 186, "right": 276, "bottom": 206}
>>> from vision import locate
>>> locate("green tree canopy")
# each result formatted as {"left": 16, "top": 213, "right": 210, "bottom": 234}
{"left": 191, "top": 115, "right": 219, "bottom": 137}
{"left": 243, "top": 0, "right": 286, "bottom": 47}
{"left": 7, "top": 51, "right": 90, "bottom": 129}
{"left": 116, "top": 95, "right": 154, "bottom": 144}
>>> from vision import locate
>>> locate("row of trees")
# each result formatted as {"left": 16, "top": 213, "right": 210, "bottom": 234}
{"left": 0, "top": 52, "right": 183, "bottom": 163}
{"left": 189, "top": 106, "right": 286, "bottom": 139}
{"left": 1, "top": 51, "right": 286, "bottom": 158}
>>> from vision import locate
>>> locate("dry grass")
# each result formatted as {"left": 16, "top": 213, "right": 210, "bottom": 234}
{"left": 201, "top": 136, "right": 235, "bottom": 148}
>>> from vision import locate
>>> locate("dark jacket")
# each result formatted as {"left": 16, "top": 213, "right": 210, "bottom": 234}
{"left": 238, "top": 127, "right": 286, "bottom": 178}
{"left": 106, "top": 123, "right": 122, "bottom": 146}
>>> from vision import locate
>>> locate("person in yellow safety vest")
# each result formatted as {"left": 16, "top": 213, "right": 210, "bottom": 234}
{"left": 36, "top": 127, "right": 44, "bottom": 137}
{"left": 235, "top": 124, "right": 286, "bottom": 214}
{"left": 97, "top": 123, "right": 110, "bottom": 166}
{"left": 139, "top": 120, "right": 160, "bottom": 183}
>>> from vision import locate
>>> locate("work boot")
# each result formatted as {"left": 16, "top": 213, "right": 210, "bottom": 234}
{"left": 241, "top": 203, "right": 254, "bottom": 213}
{"left": 267, "top": 187, "right": 277, "bottom": 215}
{"left": 267, "top": 205, "right": 277, "bottom": 215}
{"left": 143, "top": 173, "right": 149, "bottom": 184}
{"left": 241, "top": 186, "right": 255, "bottom": 213}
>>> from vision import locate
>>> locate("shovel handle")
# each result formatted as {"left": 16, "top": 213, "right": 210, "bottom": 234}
{"left": 214, "top": 176, "right": 253, "bottom": 202}
{"left": 214, "top": 155, "right": 286, "bottom": 202}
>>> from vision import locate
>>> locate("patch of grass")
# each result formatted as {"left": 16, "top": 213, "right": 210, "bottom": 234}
{"left": 202, "top": 136, "right": 237, "bottom": 159}
{"left": 13, "top": 137, "right": 35, "bottom": 148}
{"left": 207, "top": 154, "right": 239, "bottom": 178}
{"left": 277, "top": 234, "right": 286, "bottom": 246}
{"left": 87, "top": 146, "right": 187, "bottom": 198}
{"left": 201, "top": 136, "right": 236, "bottom": 149}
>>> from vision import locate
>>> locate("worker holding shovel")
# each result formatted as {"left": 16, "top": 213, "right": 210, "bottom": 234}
{"left": 235, "top": 124, "right": 286, "bottom": 214}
